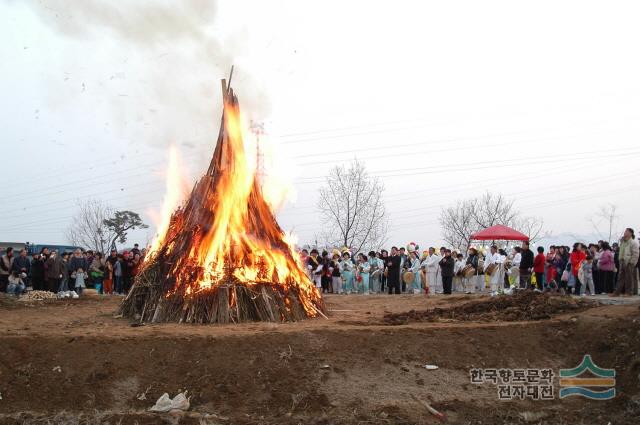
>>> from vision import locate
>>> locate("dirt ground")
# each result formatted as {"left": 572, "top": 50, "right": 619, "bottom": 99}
{"left": 1, "top": 292, "right": 639, "bottom": 425}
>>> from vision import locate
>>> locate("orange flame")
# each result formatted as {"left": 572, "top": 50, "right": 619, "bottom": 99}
{"left": 148, "top": 146, "right": 190, "bottom": 256}
{"left": 148, "top": 96, "right": 321, "bottom": 317}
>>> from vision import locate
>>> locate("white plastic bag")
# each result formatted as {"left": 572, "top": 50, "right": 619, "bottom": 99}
{"left": 149, "top": 393, "right": 173, "bottom": 412}
{"left": 170, "top": 392, "right": 190, "bottom": 411}
{"left": 149, "top": 392, "right": 190, "bottom": 412}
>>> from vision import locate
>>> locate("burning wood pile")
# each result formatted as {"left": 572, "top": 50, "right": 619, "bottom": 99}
{"left": 119, "top": 77, "right": 325, "bottom": 324}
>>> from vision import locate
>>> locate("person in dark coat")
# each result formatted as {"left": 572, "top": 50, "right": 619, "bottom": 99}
{"left": 386, "top": 247, "right": 402, "bottom": 294}
{"left": 12, "top": 249, "right": 31, "bottom": 288}
{"left": 121, "top": 252, "right": 134, "bottom": 294}
{"left": 60, "top": 252, "right": 71, "bottom": 291}
{"left": 12, "top": 249, "right": 31, "bottom": 275}
{"left": 439, "top": 249, "right": 455, "bottom": 295}
{"left": 0, "top": 247, "right": 14, "bottom": 293}
{"left": 45, "top": 251, "right": 65, "bottom": 292}
{"left": 68, "top": 249, "right": 88, "bottom": 275}
{"left": 519, "top": 241, "right": 535, "bottom": 289}
{"left": 30, "top": 254, "right": 46, "bottom": 291}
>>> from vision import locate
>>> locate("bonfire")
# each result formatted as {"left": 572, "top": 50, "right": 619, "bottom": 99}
{"left": 119, "top": 76, "right": 325, "bottom": 324}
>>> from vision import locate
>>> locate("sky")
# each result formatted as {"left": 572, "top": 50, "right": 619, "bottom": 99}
{"left": 1, "top": 0, "right": 639, "bottom": 250}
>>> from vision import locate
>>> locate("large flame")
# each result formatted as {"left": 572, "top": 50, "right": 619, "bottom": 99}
{"left": 148, "top": 146, "right": 190, "bottom": 256}
{"left": 144, "top": 93, "right": 322, "bottom": 318}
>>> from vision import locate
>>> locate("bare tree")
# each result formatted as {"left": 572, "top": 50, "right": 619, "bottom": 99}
{"left": 318, "top": 160, "right": 388, "bottom": 253}
{"left": 514, "top": 215, "right": 549, "bottom": 244}
{"left": 66, "top": 199, "right": 116, "bottom": 254}
{"left": 471, "top": 192, "right": 519, "bottom": 229}
{"left": 589, "top": 204, "right": 619, "bottom": 243}
{"left": 438, "top": 199, "right": 477, "bottom": 252}
{"left": 66, "top": 200, "right": 148, "bottom": 253}
{"left": 439, "top": 192, "right": 547, "bottom": 250}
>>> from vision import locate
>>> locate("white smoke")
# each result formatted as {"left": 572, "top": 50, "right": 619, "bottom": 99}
{"left": 24, "top": 0, "right": 271, "bottom": 158}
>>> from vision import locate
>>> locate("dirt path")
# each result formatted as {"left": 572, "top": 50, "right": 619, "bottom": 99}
{"left": 1, "top": 293, "right": 639, "bottom": 424}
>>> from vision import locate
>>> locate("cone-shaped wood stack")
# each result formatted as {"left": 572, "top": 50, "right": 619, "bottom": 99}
{"left": 119, "top": 78, "right": 325, "bottom": 324}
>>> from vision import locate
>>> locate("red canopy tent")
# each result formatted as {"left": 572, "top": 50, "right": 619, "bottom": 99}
{"left": 470, "top": 224, "right": 529, "bottom": 241}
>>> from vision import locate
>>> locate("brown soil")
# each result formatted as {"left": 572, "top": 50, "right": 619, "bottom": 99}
{"left": 1, "top": 292, "right": 639, "bottom": 424}
{"left": 383, "top": 291, "right": 596, "bottom": 325}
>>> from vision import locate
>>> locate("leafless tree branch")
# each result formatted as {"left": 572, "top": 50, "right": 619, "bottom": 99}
{"left": 318, "top": 160, "right": 387, "bottom": 254}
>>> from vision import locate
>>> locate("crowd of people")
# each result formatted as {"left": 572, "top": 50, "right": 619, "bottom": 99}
{"left": 0, "top": 243, "right": 146, "bottom": 297}
{"left": 2, "top": 228, "right": 639, "bottom": 300}
{"left": 300, "top": 227, "right": 640, "bottom": 297}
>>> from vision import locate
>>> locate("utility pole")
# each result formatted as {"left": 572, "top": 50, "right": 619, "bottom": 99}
{"left": 250, "top": 120, "right": 265, "bottom": 188}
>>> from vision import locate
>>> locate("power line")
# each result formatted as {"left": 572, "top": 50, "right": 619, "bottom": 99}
{"left": 293, "top": 132, "right": 604, "bottom": 167}
{"left": 296, "top": 147, "right": 640, "bottom": 182}
{"left": 282, "top": 166, "right": 636, "bottom": 232}
{"left": 277, "top": 157, "right": 608, "bottom": 215}
{"left": 10, "top": 149, "right": 628, "bottom": 229}
{"left": 4, "top": 146, "right": 637, "bottom": 234}
{"left": 289, "top": 128, "right": 570, "bottom": 159}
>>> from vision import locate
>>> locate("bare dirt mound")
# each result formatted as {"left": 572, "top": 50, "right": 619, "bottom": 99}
{"left": 1, "top": 295, "right": 639, "bottom": 424}
{"left": 383, "top": 291, "right": 596, "bottom": 325}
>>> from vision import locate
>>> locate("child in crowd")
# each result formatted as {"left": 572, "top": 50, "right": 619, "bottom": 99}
{"left": 7, "top": 270, "right": 26, "bottom": 297}
{"left": 581, "top": 255, "right": 595, "bottom": 296}
{"left": 73, "top": 268, "right": 88, "bottom": 296}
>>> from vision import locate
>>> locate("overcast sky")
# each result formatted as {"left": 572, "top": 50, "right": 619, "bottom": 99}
{"left": 2, "top": 0, "right": 639, "bottom": 250}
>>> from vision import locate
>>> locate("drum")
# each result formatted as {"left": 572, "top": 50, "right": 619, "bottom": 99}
{"left": 402, "top": 271, "right": 415, "bottom": 284}
{"left": 486, "top": 263, "right": 498, "bottom": 276}
{"left": 462, "top": 264, "right": 476, "bottom": 278}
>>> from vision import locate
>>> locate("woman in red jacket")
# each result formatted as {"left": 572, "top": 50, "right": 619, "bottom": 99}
{"left": 533, "top": 246, "right": 546, "bottom": 289}
{"left": 569, "top": 243, "right": 587, "bottom": 295}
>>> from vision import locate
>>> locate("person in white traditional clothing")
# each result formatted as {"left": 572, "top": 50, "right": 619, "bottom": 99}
{"left": 307, "top": 249, "right": 323, "bottom": 289}
{"left": 464, "top": 248, "right": 480, "bottom": 293}
{"left": 425, "top": 247, "right": 442, "bottom": 294}
{"left": 483, "top": 245, "right": 499, "bottom": 292}
{"left": 330, "top": 252, "right": 343, "bottom": 294}
{"left": 496, "top": 249, "right": 509, "bottom": 291}
{"left": 407, "top": 251, "right": 422, "bottom": 294}
{"left": 453, "top": 253, "right": 465, "bottom": 292}
{"left": 487, "top": 246, "right": 506, "bottom": 292}
{"left": 510, "top": 247, "right": 522, "bottom": 287}
{"left": 340, "top": 252, "right": 355, "bottom": 294}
